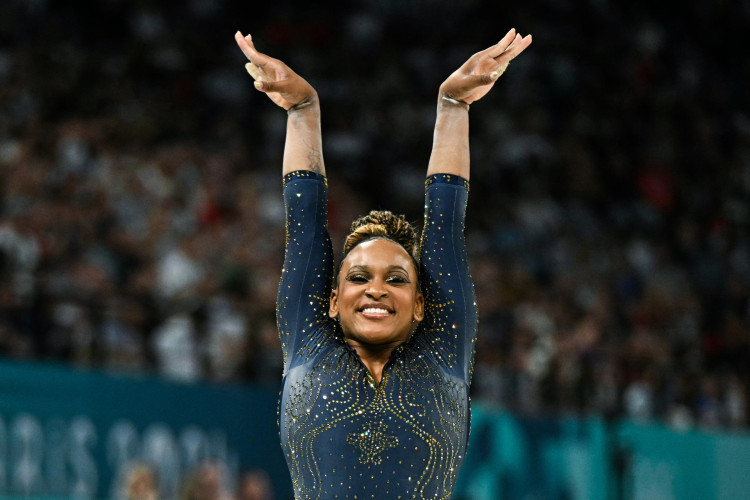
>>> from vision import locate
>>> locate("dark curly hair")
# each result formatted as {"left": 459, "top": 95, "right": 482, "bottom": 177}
{"left": 334, "top": 210, "right": 421, "bottom": 288}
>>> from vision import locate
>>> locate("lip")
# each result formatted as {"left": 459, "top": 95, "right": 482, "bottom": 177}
{"left": 358, "top": 303, "right": 394, "bottom": 319}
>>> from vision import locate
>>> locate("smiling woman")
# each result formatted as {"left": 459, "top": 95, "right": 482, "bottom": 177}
{"left": 330, "top": 236, "right": 425, "bottom": 372}
{"left": 235, "top": 27, "right": 531, "bottom": 500}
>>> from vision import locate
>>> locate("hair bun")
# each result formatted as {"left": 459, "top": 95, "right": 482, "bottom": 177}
{"left": 344, "top": 210, "right": 419, "bottom": 262}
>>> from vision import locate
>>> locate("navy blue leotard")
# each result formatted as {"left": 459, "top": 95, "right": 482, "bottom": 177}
{"left": 277, "top": 170, "right": 477, "bottom": 499}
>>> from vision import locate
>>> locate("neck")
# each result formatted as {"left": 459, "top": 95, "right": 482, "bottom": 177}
{"left": 345, "top": 338, "right": 403, "bottom": 384}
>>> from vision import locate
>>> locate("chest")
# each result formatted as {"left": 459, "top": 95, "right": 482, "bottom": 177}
{"left": 279, "top": 348, "right": 470, "bottom": 499}
{"left": 281, "top": 349, "right": 468, "bottom": 442}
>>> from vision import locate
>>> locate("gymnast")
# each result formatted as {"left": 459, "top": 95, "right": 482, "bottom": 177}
{"left": 236, "top": 27, "right": 531, "bottom": 499}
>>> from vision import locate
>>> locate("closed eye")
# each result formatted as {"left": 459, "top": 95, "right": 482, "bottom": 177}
{"left": 386, "top": 275, "right": 409, "bottom": 284}
{"left": 346, "top": 274, "right": 369, "bottom": 283}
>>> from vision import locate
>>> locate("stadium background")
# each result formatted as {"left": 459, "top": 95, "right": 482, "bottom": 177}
{"left": 1, "top": 0, "right": 749, "bottom": 498}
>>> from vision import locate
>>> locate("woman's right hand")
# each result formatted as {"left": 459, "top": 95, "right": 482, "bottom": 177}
{"left": 235, "top": 31, "right": 317, "bottom": 110}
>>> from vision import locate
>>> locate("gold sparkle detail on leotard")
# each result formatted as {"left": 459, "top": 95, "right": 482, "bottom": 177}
{"left": 278, "top": 172, "right": 477, "bottom": 500}
{"left": 346, "top": 420, "right": 399, "bottom": 465}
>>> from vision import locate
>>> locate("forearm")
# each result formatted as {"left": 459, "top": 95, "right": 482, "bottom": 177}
{"left": 283, "top": 97, "right": 326, "bottom": 176}
{"left": 278, "top": 172, "right": 334, "bottom": 371}
{"left": 426, "top": 97, "right": 470, "bottom": 180}
{"left": 421, "top": 178, "right": 477, "bottom": 378}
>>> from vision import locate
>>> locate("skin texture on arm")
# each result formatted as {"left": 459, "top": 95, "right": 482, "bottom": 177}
{"left": 426, "top": 28, "right": 532, "bottom": 180}
{"left": 282, "top": 103, "right": 325, "bottom": 177}
{"left": 235, "top": 32, "right": 334, "bottom": 374}
{"left": 235, "top": 31, "right": 325, "bottom": 177}
{"left": 419, "top": 29, "right": 532, "bottom": 380}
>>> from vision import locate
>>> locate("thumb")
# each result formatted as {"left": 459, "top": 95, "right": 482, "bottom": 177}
{"left": 254, "top": 80, "right": 272, "bottom": 92}
{"left": 255, "top": 79, "right": 302, "bottom": 94}
{"left": 462, "top": 70, "right": 502, "bottom": 89}
{"left": 254, "top": 78, "right": 297, "bottom": 94}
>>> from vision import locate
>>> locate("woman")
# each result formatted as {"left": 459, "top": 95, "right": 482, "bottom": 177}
{"left": 235, "top": 28, "right": 531, "bottom": 499}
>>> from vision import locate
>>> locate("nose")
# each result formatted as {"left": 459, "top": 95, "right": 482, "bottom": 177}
{"left": 365, "top": 279, "right": 387, "bottom": 299}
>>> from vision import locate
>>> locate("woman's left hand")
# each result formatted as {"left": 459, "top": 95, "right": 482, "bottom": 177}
{"left": 439, "top": 28, "right": 532, "bottom": 105}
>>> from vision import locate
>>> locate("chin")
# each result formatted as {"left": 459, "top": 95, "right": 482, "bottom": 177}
{"left": 347, "top": 329, "right": 405, "bottom": 346}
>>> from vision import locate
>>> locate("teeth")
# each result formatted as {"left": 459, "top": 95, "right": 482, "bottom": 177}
{"left": 362, "top": 308, "right": 389, "bottom": 314}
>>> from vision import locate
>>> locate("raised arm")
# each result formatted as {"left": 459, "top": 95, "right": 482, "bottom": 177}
{"left": 419, "top": 30, "right": 532, "bottom": 380}
{"left": 426, "top": 28, "right": 532, "bottom": 180}
{"left": 236, "top": 32, "right": 334, "bottom": 373}
{"left": 235, "top": 31, "right": 325, "bottom": 177}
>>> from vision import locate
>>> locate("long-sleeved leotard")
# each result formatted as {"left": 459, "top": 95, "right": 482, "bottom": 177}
{"left": 277, "top": 170, "right": 477, "bottom": 499}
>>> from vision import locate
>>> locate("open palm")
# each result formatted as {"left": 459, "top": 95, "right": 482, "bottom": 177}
{"left": 440, "top": 28, "right": 532, "bottom": 105}
{"left": 235, "top": 31, "right": 316, "bottom": 110}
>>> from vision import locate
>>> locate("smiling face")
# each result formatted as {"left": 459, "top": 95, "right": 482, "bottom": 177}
{"left": 329, "top": 238, "right": 424, "bottom": 347}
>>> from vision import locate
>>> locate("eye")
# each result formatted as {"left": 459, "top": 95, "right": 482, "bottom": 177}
{"left": 346, "top": 274, "right": 369, "bottom": 283}
{"left": 386, "top": 275, "right": 409, "bottom": 285}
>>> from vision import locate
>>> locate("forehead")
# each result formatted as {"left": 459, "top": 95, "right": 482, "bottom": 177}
{"left": 341, "top": 238, "right": 415, "bottom": 271}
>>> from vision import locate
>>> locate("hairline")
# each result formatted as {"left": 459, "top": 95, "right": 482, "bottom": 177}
{"left": 333, "top": 235, "right": 421, "bottom": 289}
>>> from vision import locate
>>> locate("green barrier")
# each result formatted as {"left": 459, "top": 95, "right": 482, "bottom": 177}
{"left": 3, "top": 360, "right": 750, "bottom": 500}
{"left": 455, "top": 404, "right": 750, "bottom": 500}
{"left": 0, "top": 359, "right": 290, "bottom": 499}
{"left": 617, "top": 420, "right": 750, "bottom": 500}
{"left": 454, "top": 404, "right": 612, "bottom": 499}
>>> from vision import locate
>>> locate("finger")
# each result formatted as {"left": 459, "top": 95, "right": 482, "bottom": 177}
{"left": 235, "top": 31, "right": 272, "bottom": 67}
{"left": 496, "top": 34, "right": 532, "bottom": 63}
{"left": 491, "top": 34, "right": 522, "bottom": 63}
{"left": 504, "top": 34, "right": 523, "bottom": 53}
{"left": 243, "top": 34, "right": 271, "bottom": 67}
{"left": 245, "top": 62, "right": 262, "bottom": 80}
{"left": 483, "top": 28, "right": 517, "bottom": 58}
{"left": 235, "top": 31, "right": 255, "bottom": 61}
{"left": 461, "top": 72, "right": 499, "bottom": 90}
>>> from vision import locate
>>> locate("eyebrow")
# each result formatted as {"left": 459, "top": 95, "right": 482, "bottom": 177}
{"left": 347, "top": 265, "right": 409, "bottom": 273}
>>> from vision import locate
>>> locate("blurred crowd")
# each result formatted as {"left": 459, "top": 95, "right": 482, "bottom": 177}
{"left": 1, "top": 0, "right": 749, "bottom": 432}
{"left": 116, "top": 461, "right": 273, "bottom": 500}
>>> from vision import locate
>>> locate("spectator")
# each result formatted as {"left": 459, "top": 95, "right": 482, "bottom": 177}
{"left": 181, "top": 461, "right": 234, "bottom": 500}
{"left": 116, "top": 462, "right": 159, "bottom": 500}
{"left": 0, "top": 0, "right": 747, "bottom": 432}
{"left": 237, "top": 470, "right": 274, "bottom": 500}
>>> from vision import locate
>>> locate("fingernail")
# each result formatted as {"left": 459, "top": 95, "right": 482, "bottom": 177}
{"left": 254, "top": 81, "right": 263, "bottom": 90}
{"left": 235, "top": 30, "right": 241, "bottom": 36}
{"left": 490, "top": 71, "right": 499, "bottom": 81}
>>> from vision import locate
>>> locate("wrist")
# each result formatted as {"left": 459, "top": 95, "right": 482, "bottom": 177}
{"left": 287, "top": 93, "right": 319, "bottom": 114}
{"left": 438, "top": 83, "right": 469, "bottom": 110}
{"left": 439, "top": 95, "right": 470, "bottom": 111}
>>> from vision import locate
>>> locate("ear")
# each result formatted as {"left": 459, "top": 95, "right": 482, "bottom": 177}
{"left": 329, "top": 289, "right": 339, "bottom": 318}
{"left": 413, "top": 292, "right": 425, "bottom": 322}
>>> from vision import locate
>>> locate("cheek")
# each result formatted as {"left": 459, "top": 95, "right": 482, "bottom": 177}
{"left": 337, "top": 287, "right": 359, "bottom": 310}
{"left": 342, "top": 285, "right": 358, "bottom": 300}
{"left": 397, "top": 290, "right": 419, "bottom": 309}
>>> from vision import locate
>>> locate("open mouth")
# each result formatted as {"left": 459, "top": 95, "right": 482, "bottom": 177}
{"left": 359, "top": 304, "right": 394, "bottom": 318}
